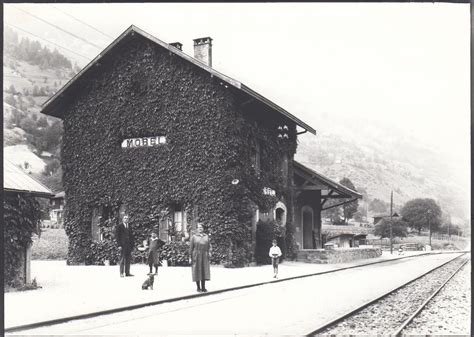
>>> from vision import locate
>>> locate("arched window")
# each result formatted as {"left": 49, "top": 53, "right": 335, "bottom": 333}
{"left": 273, "top": 201, "right": 287, "bottom": 227}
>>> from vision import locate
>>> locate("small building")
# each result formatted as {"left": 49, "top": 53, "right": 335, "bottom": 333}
{"left": 49, "top": 191, "right": 65, "bottom": 228}
{"left": 373, "top": 212, "right": 399, "bottom": 225}
{"left": 321, "top": 224, "right": 371, "bottom": 248}
{"left": 40, "top": 25, "right": 361, "bottom": 265}
{"left": 4, "top": 159, "right": 54, "bottom": 287}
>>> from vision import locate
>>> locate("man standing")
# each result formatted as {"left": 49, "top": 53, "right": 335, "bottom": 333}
{"left": 116, "top": 214, "right": 134, "bottom": 277}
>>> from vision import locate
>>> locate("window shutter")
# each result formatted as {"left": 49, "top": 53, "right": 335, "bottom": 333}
{"left": 91, "top": 208, "right": 101, "bottom": 242}
{"left": 159, "top": 217, "right": 169, "bottom": 241}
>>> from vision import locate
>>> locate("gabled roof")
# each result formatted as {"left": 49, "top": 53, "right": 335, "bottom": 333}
{"left": 293, "top": 161, "right": 362, "bottom": 199}
{"left": 41, "top": 25, "right": 316, "bottom": 135}
{"left": 4, "top": 159, "right": 54, "bottom": 198}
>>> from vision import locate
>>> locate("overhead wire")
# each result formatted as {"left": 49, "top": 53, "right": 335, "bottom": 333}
{"left": 11, "top": 6, "right": 104, "bottom": 50}
{"left": 5, "top": 22, "right": 92, "bottom": 60}
{"left": 50, "top": 5, "right": 114, "bottom": 40}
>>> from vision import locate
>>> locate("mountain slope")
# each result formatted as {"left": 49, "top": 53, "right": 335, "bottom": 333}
{"left": 295, "top": 114, "right": 469, "bottom": 224}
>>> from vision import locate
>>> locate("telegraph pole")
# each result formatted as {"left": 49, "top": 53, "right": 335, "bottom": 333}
{"left": 390, "top": 190, "right": 393, "bottom": 254}
{"left": 428, "top": 209, "right": 432, "bottom": 248}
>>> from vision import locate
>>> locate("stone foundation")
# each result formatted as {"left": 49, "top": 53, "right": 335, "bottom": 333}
{"left": 297, "top": 247, "right": 382, "bottom": 264}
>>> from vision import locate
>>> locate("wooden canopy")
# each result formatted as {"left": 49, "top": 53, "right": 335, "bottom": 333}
{"left": 293, "top": 161, "right": 362, "bottom": 210}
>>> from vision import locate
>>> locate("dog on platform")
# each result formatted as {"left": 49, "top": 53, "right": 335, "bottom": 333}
{"left": 142, "top": 273, "right": 154, "bottom": 290}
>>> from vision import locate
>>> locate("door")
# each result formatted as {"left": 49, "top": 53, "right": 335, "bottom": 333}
{"left": 302, "top": 206, "right": 314, "bottom": 249}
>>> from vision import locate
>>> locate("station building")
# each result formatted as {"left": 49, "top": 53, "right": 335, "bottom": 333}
{"left": 41, "top": 25, "right": 361, "bottom": 265}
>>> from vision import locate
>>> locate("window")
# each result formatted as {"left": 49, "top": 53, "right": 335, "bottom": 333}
{"left": 276, "top": 208, "right": 284, "bottom": 225}
{"left": 274, "top": 201, "right": 287, "bottom": 226}
{"left": 170, "top": 203, "right": 187, "bottom": 241}
{"left": 174, "top": 205, "right": 183, "bottom": 232}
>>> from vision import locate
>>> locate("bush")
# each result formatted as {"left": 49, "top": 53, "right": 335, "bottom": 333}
{"left": 4, "top": 194, "right": 42, "bottom": 287}
{"left": 160, "top": 241, "right": 190, "bottom": 266}
{"left": 17, "top": 278, "right": 42, "bottom": 291}
{"left": 255, "top": 219, "right": 285, "bottom": 265}
{"left": 223, "top": 240, "right": 253, "bottom": 268}
{"left": 86, "top": 240, "right": 121, "bottom": 265}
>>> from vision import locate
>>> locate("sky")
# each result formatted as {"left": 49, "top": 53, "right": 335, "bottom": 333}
{"left": 4, "top": 3, "right": 470, "bottom": 188}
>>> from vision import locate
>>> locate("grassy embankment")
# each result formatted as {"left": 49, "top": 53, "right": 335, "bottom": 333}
{"left": 31, "top": 228, "right": 68, "bottom": 260}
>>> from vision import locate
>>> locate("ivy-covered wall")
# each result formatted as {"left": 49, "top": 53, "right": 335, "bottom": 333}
{"left": 58, "top": 33, "right": 297, "bottom": 266}
{"left": 4, "top": 193, "right": 42, "bottom": 287}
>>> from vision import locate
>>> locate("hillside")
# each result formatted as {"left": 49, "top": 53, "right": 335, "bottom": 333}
{"left": 295, "top": 113, "right": 469, "bottom": 228}
{"left": 3, "top": 27, "right": 73, "bottom": 192}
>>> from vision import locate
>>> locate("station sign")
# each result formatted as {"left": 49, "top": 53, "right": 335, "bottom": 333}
{"left": 121, "top": 136, "right": 166, "bottom": 148}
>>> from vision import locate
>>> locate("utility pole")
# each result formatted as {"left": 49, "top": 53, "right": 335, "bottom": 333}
{"left": 428, "top": 209, "right": 432, "bottom": 248}
{"left": 390, "top": 190, "right": 393, "bottom": 254}
{"left": 447, "top": 219, "right": 451, "bottom": 241}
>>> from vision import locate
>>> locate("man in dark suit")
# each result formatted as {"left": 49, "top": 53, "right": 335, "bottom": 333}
{"left": 116, "top": 214, "right": 134, "bottom": 277}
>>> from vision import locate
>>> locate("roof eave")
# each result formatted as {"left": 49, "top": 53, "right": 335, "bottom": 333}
{"left": 240, "top": 84, "right": 316, "bottom": 135}
{"left": 4, "top": 189, "right": 54, "bottom": 199}
{"left": 293, "top": 161, "right": 362, "bottom": 199}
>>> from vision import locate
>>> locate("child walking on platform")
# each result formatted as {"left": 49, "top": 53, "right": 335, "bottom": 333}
{"left": 269, "top": 239, "right": 282, "bottom": 278}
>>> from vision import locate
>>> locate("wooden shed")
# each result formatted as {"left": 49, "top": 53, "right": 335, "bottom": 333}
{"left": 4, "top": 159, "right": 54, "bottom": 286}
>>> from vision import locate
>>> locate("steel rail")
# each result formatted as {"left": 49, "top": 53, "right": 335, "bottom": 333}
{"left": 306, "top": 252, "right": 468, "bottom": 336}
{"left": 5, "top": 251, "right": 467, "bottom": 333}
{"left": 392, "top": 256, "right": 470, "bottom": 336}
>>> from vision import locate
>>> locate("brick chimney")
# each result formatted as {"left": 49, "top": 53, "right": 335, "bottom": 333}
{"left": 193, "top": 37, "right": 212, "bottom": 67}
{"left": 169, "top": 42, "right": 183, "bottom": 51}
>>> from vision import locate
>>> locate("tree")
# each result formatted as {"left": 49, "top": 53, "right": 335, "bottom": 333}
{"left": 374, "top": 218, "right": 409, "bottom": 238}
{"left": 37, "top": 116, "right": 49, "bottom": 128}
{"left": 42, "top": 159, "right": 60, "bottom": 176}
{"left": 32, "top": 85, "right": 39, "bottom": 96}
{"left": 369, "top": 198, "right": 389, "bottom": 214}
{"left": 5, "top": 94, "right": 16, "bottom": 107}
{"left": 322, "top": 199, "right": 342, "bottom": 225}
{"left": 401, "top": 198, "right": 442, "bottom": 234}
{"left": 353, "top": 211, "right": 363, "bottom": 222}
{"left": 19, "top": 116, "right": 37, "bottom": 134}
{"left": 7, "top": 84, "right": 17, "bottom": 94}
{"left": 340, "top": 177, "right": 359, "bottom": 224}
{"left": 44, "top": 120, "right": 63, "bottom": 151}
{"left": 357, "top": 186, "right": 369, "bottom": 200}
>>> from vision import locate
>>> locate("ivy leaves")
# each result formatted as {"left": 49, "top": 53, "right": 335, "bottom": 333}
{"left": 60, "top": 36, "right": 297, "bottom": 267}
{"left": 4, "top": 194, "right": 42, "bottom": 286}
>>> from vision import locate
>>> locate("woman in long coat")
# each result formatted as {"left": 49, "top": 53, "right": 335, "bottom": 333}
{"left": 189, "top": 223, "right": 210, "bottom": 292}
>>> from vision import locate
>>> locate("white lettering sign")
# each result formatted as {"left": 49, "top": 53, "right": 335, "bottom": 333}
{"left": 263, "top": 187, "right": 276, "bottom": 196}
{"left": 121, "top": 136, "right": 166, "bottom": 148}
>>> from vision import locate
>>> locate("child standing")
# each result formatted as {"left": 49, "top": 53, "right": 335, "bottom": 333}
{"left": 146, "top": 232, "right": 162, "bottom": 275}
{"left": 269, "top": 239, "right": 282, "bottom": 278}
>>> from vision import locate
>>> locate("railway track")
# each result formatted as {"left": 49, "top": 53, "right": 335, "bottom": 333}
{"left": 307, "top": 252, "right": 470, "bottom": 336}
{"left": 5, "top": 251, "right": 468, "bottom": 335}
